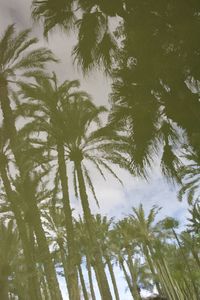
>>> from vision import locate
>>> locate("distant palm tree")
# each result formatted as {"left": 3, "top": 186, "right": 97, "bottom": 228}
{"left": 187, "top": 201, "right": 200, "bottom": 234}
{"left": 0, "top": 25, "right": 62, "bottom": 300}
{"left": 129, "top": 204, "right": 165, "bottom": 296}
{"left": 90, "top": 214, "right": 120, "bottom": 300}
{"left": 19, "top": 74, "right": 84, "bottom": 300}
{"left": 178, "top": 149, "right": 200, "bottom": 204}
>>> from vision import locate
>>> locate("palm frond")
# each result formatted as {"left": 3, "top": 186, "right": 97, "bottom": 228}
{"left": 83, "top": 165, "right": 99, "bottom": 207}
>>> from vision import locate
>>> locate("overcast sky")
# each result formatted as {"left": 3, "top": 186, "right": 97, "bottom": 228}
{"left": 0, "top": 1, "right": 189, "bottom": 299}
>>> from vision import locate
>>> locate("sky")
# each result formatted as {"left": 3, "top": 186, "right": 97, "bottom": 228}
{"left": 0, "top": 1, "right": 189, "bottom": 299}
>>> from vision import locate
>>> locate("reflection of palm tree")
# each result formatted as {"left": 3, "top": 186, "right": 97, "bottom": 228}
{"left": 74, "top": 218, "right": 97, "bottom": 300}
{"left": 0, "top": 125, "right": 42, "bottom": 299}
{"left": 92, "top": 214, "right": 120, "bottom": 300}
{"left": 113, "top": 218, "right": 142, "bottom": 300}
{"left": 19, "top": 75, "right": 83, "bottom": 300}
{"left": 178, "top": 149, "right": 200, "bottom": 204}
{"left": 63, "top": 97, "right": 130, "bottom": 300}
{"left": 32, "top": 0, "right": 118, "bottom": 73}
{"left": 0, "top": 25, "right": 62, "bottom": 300}
{"left": 129, "top": 205, "right": 164, "bottom": 296}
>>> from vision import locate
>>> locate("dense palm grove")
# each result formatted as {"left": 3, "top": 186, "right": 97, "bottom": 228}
{"left": 0, "top": 0, "right": 200, "bottom": 299}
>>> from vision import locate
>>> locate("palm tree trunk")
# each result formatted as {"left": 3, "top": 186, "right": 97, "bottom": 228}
{"left": 0, "top": 162, "right": 40, "bottom": 300}
{"left": 28, "top": 224, "right": 43, "bottom": 300}
{"left": 0, "top": 81, "right": 62, "bottom": 300}
{"left": 75, "top": 161, "right": 113, "bottom": 300}
{"left": 28, "top": 191, "right": 62, "bottom": 300}
{"left": 172, "top": 228, "right": 199, "bottom": 298}
{"left": 143, "top": 244, "right": 162, "bottom": 295}
{"left": 119, "top": 258, "right": 135, "bottom": 299}
{"left": 105, "top": 256, "right": 120, "bottom": 300}
{"left": 78, "top": 263, "right": 89, "bottom": 300}
{"left": 86, "top": 256, "right": 96, "bottom": 300}
{"left": 58, "top": 240, "right": 71, "bottom": 295}
{"left": 57, "top": 143, "right": 80, "bottom": 300}
{"left": 126, "top": 248, "right": 142, "bottom": 300}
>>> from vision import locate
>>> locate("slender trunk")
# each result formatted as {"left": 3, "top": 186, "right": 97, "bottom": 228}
{"left": 119, "top": 258, "right": 135, "bottom": 299}
{"left": 143, "top": 244, "right": 162, "bottom": 295}
{"left": 57, "top": 143, "right": 80, "bottom": 300}
{"left": 75, "top": 161, "right": 112, "bottom": 300}
{"left": 172, "top": 229, "right": 199, "bottom": 298}
{"left": 0, "top": 80, "right": 62, "bottom": 300}
{"left": 0, "top": 162, "right": 40, "bottom": 300}
{"left": 86, "top": 256, "right": 96, "bottom": 300}
{"left": 126, "top": 248, "right": 142, "bottom": 300}
{"left": 28, "top": 190, "right": 62, "bottom": 300}
{"left": 105, "top": 256, "right": 120, "bottom": 300}
{"left": 28, "top": 225, "right": 43, "bottom": 300}
{"left": 147, "top": 243, "right": 169, "bottom": 298}
{"left": 78, "top": 264, "right": 89, "bottom": 300}
{"left": 58, "top": 240, "right": 71, "bottom": 295}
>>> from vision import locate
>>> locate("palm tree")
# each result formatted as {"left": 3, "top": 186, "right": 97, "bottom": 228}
{"left": 113, "top": 218, "right": 143, "bottom": 300}
{"left": 0, "top": 125, "right": 43, "bottom": 299}
{"left": 32, "top": 0, "right": 119, "bottom": 73}
{"left": 32, "top": 1, "right": 200, "bottom": 170}
{"left": 129, "top": 204, "right": 165, "bottom": 296}
{"left": 19, "top": 72, "right": 134, "bottom": 299}
{"left": 74, "top": 218, "right": 97, "bottom": 300}
{"left": 187, "top": 201, "right": 200, "bottom": 235}
{"left": 60, "top": 93, "right": 135, "bottom": 299}
{"left": 91, "top": 214, "right": 120, "bottom": 300}
{"left": 178, "top": 149, "right": 200, "bottom": 204}
{"left": 0, "top": 24, "right": 62, "bottom": 300}
{"left": 43, "top": 206, "right": 72, "bottom": 295}
{"left": 161, "top": 217, "right": 199, "bottom": 298}
{"left": 19, "top": 75, "right": 97, "bottom": 300}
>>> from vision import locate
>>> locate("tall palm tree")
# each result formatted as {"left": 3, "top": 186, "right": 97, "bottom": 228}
{"left": 59, "top": 94, "right": 134, "bottom": 299}
{"left": 74, "top": 217, "right": 97, "bottom": 300}
{"left": 19, "top": 72, "right": 133, "bottom": 299}
{"left": 32, "top": 1, "right": 200, "bottom": 173}
{"left": 0, "top": 125, "right": 42, "bottom": 299}
{"left": 129, "top": 204, "right": 165, "bottom": 296}
{"left": 91, "top": 214, "right": 120, "bottom": 300}
{"left": 19, "top": 75, "right": 96, "bottom": 300}
{"left": 0, "top": 24, "right": 62, "bottom": 300}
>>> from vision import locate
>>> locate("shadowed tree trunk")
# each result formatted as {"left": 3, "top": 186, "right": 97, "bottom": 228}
{"left": 57, "top": 143, "right": 80, "bottom": 300}
{"left": 105, "top": 255, "right": 120, "bottom": 300}
{"left": 119, "top": 258, "right": 135, "bottom": 299}
{"left": 57, "top": 239, "right": 71, "bottom": 295}
{"left": 75, "top": 161, "right": 113, "bottom": 300}
{"left": 0, "top": 158, "right": 41, "bottom": 300}
{"left": 78, "top": 264, "right": 89, "bottom": 300}
{"left": 86, "top": 256, "right": 96, "bottom": 300}
{"left": 143, "top": 244, "right": 162, "bottom": 295}
{"left": 126, "top": 249, "right": 142, "bottom": 300}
